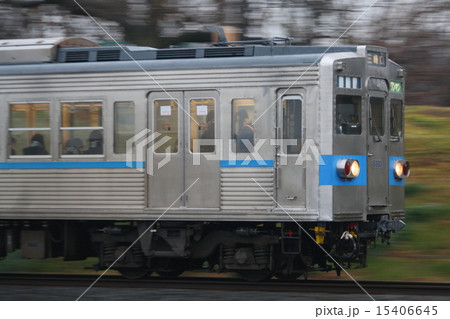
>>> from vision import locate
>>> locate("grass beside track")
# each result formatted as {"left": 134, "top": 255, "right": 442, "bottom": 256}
{"left": 351, "top": 105, "right": 450, "bottom": 282}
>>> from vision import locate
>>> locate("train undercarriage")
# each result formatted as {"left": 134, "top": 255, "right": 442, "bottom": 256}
{"left": 0, "top": 217, "right": 405, "bottom": 281}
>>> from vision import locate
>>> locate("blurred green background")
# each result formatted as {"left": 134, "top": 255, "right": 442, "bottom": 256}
{"left": 352, "top": 106, "right": 450, "bottom": 282}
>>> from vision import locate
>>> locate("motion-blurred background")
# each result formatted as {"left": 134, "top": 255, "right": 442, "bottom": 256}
{"left": 0, "top": 0, "right": 449, "bottom": 281}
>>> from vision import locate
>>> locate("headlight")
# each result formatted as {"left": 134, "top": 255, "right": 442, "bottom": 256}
{"left": 337, "top": 159, "right": 360, "bottom": 179}
{"left": 394, "top": 161, "right": 403, "bottom": 178}
{"left": 394, "top": 160, "right": 410, "bottom": 179}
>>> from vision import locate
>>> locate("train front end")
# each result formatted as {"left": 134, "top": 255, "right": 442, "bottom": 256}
{"left": 316, "top": 46, "right": 409, "bottom": 270}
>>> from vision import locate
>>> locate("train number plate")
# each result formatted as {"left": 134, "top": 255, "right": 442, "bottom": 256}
{"left": 372, "top": 159, "right": 383, "bottom": 168}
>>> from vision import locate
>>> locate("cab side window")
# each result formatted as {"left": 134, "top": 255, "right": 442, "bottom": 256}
{"left": 9, "top": 102, "right": 51, "bottom": 157}
{"left": 390, "top": 99, "right": 403, "bottom": 140}
{"left": 61, "top": 101, "right": 103, "bottom": 155}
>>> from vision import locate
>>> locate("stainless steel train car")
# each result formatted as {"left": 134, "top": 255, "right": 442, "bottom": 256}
{"left": 0, "top": 35, "right": 409, "bottom": 280}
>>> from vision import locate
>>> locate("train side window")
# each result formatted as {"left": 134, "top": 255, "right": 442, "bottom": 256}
{"left": 232, "top": 99, "right": 255, "bottom": 153}
{"left": 282, "top": 96, "right": 302, "bottom": 154}
{"left": 390, "top": 99, "right": 403, "bottom": 140}
{"left": 336, "top": 95, "right": 362, "bottom": 135}
{"left": 9, "top": 102, "right": 51, "bottom": 157}
{"left": 154, "top": 99, "right": 179, "bottom": 153}
{"left": 61, "top": 101, "right": 103, "bottom": 155}
{"left": 369, "top": 97, "right": 385, "bottom": 136}
{"left": 114, "top": 101, "right": 135, "bottom": 154}
{"left": 190, "top": 98, "right": 215, "bottom": 153}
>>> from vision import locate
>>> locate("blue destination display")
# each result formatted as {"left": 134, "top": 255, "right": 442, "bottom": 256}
{"left": 0, "top": 161, "right": 145, "bottom": 169}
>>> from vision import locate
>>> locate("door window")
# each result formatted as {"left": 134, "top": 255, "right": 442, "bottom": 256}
{"left": 154, "top": 99, "right": 179, "bottom": 153}
{"left": 232, "top": 99, "right": 255, "bottom": 153}
{"left": 370, "top": 97, "right": 385, "bottom": 136}
{"left": 282, "top": 96, "right": 302, "bottom": 154}
{"left": 189, "top": 98, "right": 215, "bottom": 153}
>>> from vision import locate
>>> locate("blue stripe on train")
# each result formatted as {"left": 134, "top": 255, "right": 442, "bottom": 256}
{"left": 0, "top": 157, "right": 404, "bottom": 186}
{"left": 0, "top": 161, "right": 145, "bottom": 169}
{"left": 389, "top": 156, "right": 405, "bottom": 186}
{"left": 220, "top": 160, "right": 274, "bottom": 167}
{"left": 319, "top": 155, "right": 367, "bottom": 186}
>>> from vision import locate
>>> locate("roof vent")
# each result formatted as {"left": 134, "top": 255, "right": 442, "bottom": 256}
{"left": 204, "top": 47, "right": 246, "bottom": 58}
{"left": 97, "top": 49, "right": 121, "bottom": 61}
{"left": 157, "top": 49, "right": 196, "bottom": 59}
{"left": 65, "top": 50, "right": 89, "bottom": 62}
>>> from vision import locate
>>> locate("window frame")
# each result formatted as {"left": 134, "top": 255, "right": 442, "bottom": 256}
{"left": 60, "top": 100, "right": 104, "bottom": 158}
{"left": 335, "top": 95, "right": 362, "bottom": 136}
{"left": 8, "top": 101, "right": 52, "bottom": 159}
{"left": 113, "top": 101, "right": 135, "bottom": 154}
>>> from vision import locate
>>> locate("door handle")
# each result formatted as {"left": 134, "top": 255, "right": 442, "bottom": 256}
{"left": 285, "top": 195, "right": 297, "bottom": 200}
{"left": 368, "top": 153, "right": 373, "bottom": 157}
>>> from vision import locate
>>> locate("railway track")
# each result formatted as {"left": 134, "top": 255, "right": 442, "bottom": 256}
{"left": 0, "top": 273, "right": 449, "bottom": 297}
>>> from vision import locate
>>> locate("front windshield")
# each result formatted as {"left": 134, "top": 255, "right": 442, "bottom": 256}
{"left": 336, "top": 95, "right": 362, "bottom": 135}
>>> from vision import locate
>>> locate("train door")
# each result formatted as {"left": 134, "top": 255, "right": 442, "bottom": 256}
{"left": 183, "top": 91, "right": 220, "bottom": 208}
{"left": 275, "top": 93, "right": 306, "bottom": 208}
{"left": 148, "top": 92, "right": 183, "bottom": 208}
{"left": 147, "top": 91, "right": 220, "bottom": 209}
{"left": 367, "top": 92, "right": 389, "bottom": 207}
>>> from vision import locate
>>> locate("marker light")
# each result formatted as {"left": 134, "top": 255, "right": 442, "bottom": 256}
{"left": 337, "top": 159, "right": 360, "bottom": 179}
{"left": 403, "top": 161, "right": 410, "bottom": 177}
{"left": 394, "top": 160, "right": 410, "bottom": 179}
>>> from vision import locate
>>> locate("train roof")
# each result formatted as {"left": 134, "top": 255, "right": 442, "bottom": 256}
{"left": 0, "top": 37, "right": 98, "bottom": 64}
{"left": 0, "top": 37, "right": 363, "bottom": 75}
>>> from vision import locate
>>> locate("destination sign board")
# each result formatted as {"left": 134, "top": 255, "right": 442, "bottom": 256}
{"left": 367, "top": 50, "right": 386, "bottom": 67}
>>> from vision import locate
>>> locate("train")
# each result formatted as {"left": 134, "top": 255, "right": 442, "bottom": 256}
{"left": 0, "top": 33, "right": 409, "bottom": 281}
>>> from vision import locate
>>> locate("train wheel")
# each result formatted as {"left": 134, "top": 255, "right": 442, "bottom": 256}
{"left": 155, "top": 259, "right": 186, "bottom": 278}
{"left": 236, "top": 270, "right": 272, "bottom": 282}
{"left": 118, "top": 268, "right": 152, "bottom": 280}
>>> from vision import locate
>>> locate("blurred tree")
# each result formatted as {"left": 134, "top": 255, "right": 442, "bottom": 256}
{"left": 0, "top": 0, "right": 449, "bottom": 105}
